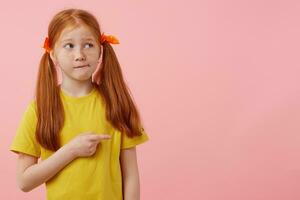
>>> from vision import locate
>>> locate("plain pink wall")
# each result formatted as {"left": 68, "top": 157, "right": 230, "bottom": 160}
{"left": 1, "top": 0, "right": 300, "bottom": 199}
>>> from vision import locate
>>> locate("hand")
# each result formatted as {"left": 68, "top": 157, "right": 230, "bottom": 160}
{"left": 66, "top": 132, "right": 111, "bottom": 158}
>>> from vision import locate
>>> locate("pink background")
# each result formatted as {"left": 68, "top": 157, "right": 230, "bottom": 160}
{"left": 1, "top": 0, "right": 300, "bottom": 199}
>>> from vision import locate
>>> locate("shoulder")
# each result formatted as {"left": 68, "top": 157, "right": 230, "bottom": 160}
{"left": 27, "top": 100, "right": 37, "bottom": 111}
{"left": 22, "top": 100, "right": 37, "bottom": 120}
{"left": 28, "top": 100, "right": 37, "bottom": 109}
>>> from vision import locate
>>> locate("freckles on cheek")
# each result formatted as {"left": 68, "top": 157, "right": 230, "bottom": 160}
{"left": 86, "top": 50, "right": 99, "bottom": 56}
{"left": 58, "top": 53, "right": 70, "bottom": 60}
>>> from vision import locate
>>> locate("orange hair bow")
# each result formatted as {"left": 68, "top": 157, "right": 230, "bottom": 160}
{"left": 43, "top": 37, "right": 51, "bottom": 53}
{"left": 43, "top": 33, "right": 119, "bottom": 53}
{"left": 100, "top": 33, "right": 120, "bottom": 44}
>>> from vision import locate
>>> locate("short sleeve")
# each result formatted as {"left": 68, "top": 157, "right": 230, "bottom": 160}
{"left": 121, "top": 128, "right": 149, "bottom": 149}
{"left": 9, "top": 101, "right": 41, "bottom": 158}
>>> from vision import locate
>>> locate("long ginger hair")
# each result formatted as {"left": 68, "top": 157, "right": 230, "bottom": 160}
{"left": 36, "top": 8, "right": 144, "bottom": 151}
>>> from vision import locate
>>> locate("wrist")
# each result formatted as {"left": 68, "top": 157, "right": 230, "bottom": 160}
{"left": 63, "top": 143, "right": 77, "bottom": 160}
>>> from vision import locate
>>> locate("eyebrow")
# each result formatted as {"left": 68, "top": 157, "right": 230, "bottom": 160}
{"left": 61, "top": 38, "right": 95, "bottom": 43}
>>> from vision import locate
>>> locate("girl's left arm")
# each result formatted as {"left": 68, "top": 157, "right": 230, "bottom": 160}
{"left": 120, "top": 147, "right": 140, "bottom": 200}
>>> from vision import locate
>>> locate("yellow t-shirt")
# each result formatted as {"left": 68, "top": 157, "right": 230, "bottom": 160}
{"left": 9, "top": 87, "right": 149, "bottom": 200}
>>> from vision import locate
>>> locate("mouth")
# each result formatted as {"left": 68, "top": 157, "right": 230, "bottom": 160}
{"left": 74, "top": 64, "right": 90, "bottom": 69}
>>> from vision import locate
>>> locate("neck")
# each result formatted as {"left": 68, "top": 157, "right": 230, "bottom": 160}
{"left": 60, "top": 78, "right": 94, "bottom": 97}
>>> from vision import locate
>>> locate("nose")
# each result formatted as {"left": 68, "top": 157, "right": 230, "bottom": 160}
{"left": 75, "top": 49, "right": 86, "bottom": 61}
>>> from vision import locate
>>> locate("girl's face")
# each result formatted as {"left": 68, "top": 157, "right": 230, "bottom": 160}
{"left": 50, "top": 25, "right": 101, "bottom": 83}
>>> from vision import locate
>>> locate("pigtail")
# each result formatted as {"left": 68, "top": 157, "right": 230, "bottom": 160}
{"left": 96, "top": 42, "right": 144, "bottom": 137}
{"left": 35, "top": 52, "right": 64, "bottom": 151}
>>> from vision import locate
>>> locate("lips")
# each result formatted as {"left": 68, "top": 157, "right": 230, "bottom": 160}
{"left": 74, "top": 65, "right": 89, "bottom": 69}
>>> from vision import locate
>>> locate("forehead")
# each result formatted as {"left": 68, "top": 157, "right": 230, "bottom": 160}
{"left": 59, "top": 25, "right": 97, "bottom": 41}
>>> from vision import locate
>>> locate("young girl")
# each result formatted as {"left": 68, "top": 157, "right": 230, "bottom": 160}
{"left": 9, "top": 8, "right": 149, "bottom": 200}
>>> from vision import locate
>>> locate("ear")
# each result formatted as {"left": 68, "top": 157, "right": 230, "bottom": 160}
{"left": 98, "top": 45, "right": 103, "bottom": 61}
{"left": 49, "top": 50, "right": 58, "bottom": 65}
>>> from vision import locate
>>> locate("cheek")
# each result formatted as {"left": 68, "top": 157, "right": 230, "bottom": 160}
{"left": 89, "top": 61, "right": 99, "bottom": 72}
{"left": 57, "top": 54, "right": 71, "bottom": 64}
{"left": 56, "top": 59, "right": 72, "bottom": 71}
{"left": 86, "top": 51, "right": 99, "bottom": 59}
{"left": 87, "top": 53, "right": 100, "bottom": 64}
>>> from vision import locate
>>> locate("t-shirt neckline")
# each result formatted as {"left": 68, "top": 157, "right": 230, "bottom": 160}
{"left": 60, "top": 85, "right": 97, "bottom": 102}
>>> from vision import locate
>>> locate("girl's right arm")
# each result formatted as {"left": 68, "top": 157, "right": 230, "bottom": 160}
{"left": 16, "top": 133, "right": 111, "bottom": 192}
{"left": 17, "top": 144, "right": 75, "bottom": 192}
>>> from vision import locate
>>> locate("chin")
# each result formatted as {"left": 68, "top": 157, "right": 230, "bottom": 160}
{"left": 73, "top": 75, "right": 93, "bottom": 81}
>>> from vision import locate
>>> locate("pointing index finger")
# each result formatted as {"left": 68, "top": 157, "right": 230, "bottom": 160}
{"left": 90, "top": 134, "right": 111, "bottom": 141}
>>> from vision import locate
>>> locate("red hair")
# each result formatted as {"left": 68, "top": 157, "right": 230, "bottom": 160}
{"left": 36, "top": 8, "right": 144, "bottom": 151}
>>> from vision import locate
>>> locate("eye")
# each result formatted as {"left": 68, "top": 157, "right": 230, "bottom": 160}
{"left": 85, "top": 43, "right": 94, "bottom": 48}
{"left": 64, "top": 43, "right": 74, "bottom": 49}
